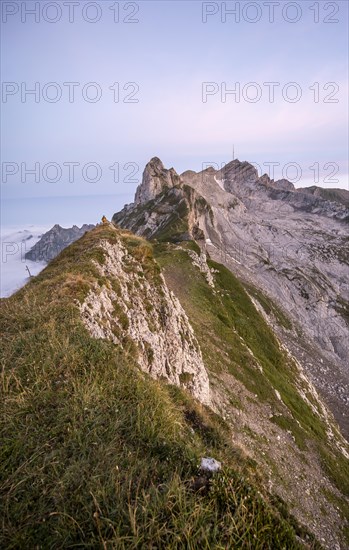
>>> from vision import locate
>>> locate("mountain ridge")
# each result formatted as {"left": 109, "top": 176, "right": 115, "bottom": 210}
{"left": 1, "top": 218, "right": 349, "bottom": 548}
{"left": 3, "top": 156, "right": 348, "bottom": 547}
{"left": 112, "top": 157, "right": 349, "bottom": 438}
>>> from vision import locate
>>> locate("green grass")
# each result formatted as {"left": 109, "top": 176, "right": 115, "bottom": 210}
{"left": 0, "top": 225, "right": 317, "bottom": 548}
{"left": 154, "top": 199, "right": 189, "bottom": 242}
{"left": 155, "top": 245, "right": 307, "bottom": 410}
{"left": 321, "top": 488, "right": 349, "bottom": 546}
{"left": 244, "top": 283, "right": 293, "bottom": 330}
{"left": 319, "top": 446, "right": 349, "bottom": 497}
{"left": 270, "top": 415, "right": 307, "bottom": 451}
{"left": 154, "top": 242, "right": 349, "bottom": 505}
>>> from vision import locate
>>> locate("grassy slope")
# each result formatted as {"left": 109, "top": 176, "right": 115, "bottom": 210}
{"left": 0, "top": 225, "right": 315, "bottom": 549}
{"left": 154, "top": 241, "right": 349, "bottom": 540}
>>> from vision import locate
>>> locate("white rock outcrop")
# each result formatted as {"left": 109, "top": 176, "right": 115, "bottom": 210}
{"left": 79, "top": 237, "right": 210, "bottom": 405}
{"left": 200, "top": 457, "right": 222, "bottom": 473}
{"left": 134, "top": 157, "right": 182, "bottom": 205}
{"left": 186, "top": 249, "right": 215, "bottom": 287}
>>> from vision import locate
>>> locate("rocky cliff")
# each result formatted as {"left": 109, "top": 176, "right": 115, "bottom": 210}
{"left": 134, "top": 156, "right": 182, "bottom": 205}
{"left": 113, "top": 157, "right": 349, "bottom": 441}
{"left": 78, "top": 229, "right": 210, "bottom": 404}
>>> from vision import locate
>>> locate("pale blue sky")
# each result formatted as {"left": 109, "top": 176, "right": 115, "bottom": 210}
{"left": 1, "top": 0, "right": 348, "bottom": 203}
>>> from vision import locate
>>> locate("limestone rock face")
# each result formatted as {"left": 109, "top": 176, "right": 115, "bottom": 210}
{"left": 114, "top": 183, "right": 212, "bottom": 244}
{"left": 273, "top": 178, "right": 295, "bottom": 191}
{"left": 112, "top": 156, "right": 349, "bottom": 437}
{"left": 258, "top": 175, "right": 295, "bottom": 192}
{"left": 135, "top": 157, "right": 182, "bottom": 205}
{"left": 79, "top": 236, "right": 210, "bottom": 405}
{"left": 299, "top": 186, "right": 349, "bottom": 208}
{"left": 222, "top": 159, "right": 259, "bottom": 189}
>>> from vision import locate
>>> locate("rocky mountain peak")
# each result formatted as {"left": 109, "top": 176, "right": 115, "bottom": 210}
{"left": 134, "top": 156, "right": 182, "bottom": 205}
{"left": 181, "top": 169, "right": 197, "bottom": 178}
{"left": 258, "top": 173, "right": 272, "bottom": 186}
{"left": 25, "top": 223, "right": 94, "bottom": 262}
{"left": 221, "top": 159, "right": 259, "bottom": 184}
{"left": 218, "top": 161, "right": 296, "bottom": 195}
{"left": 257, "top": 174, "right": 295, "bottom": 192}
{"left": 112, "top": 156, "right": 349, "bottom": 440}
{"left": 273, "top": 178, "right": 295, "bottom": 191}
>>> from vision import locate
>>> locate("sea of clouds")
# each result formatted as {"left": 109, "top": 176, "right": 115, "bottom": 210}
{"left": 1, "top": 226, "right": 49, "bottom": 297}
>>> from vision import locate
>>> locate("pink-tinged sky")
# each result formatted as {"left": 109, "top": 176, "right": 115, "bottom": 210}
{"left": 1, "top": 0, "right": 348, "bottom": 201}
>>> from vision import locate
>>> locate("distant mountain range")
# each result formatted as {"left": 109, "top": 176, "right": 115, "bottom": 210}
{"left": 25, "top": 223, "right": 95, "bottom": 262}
